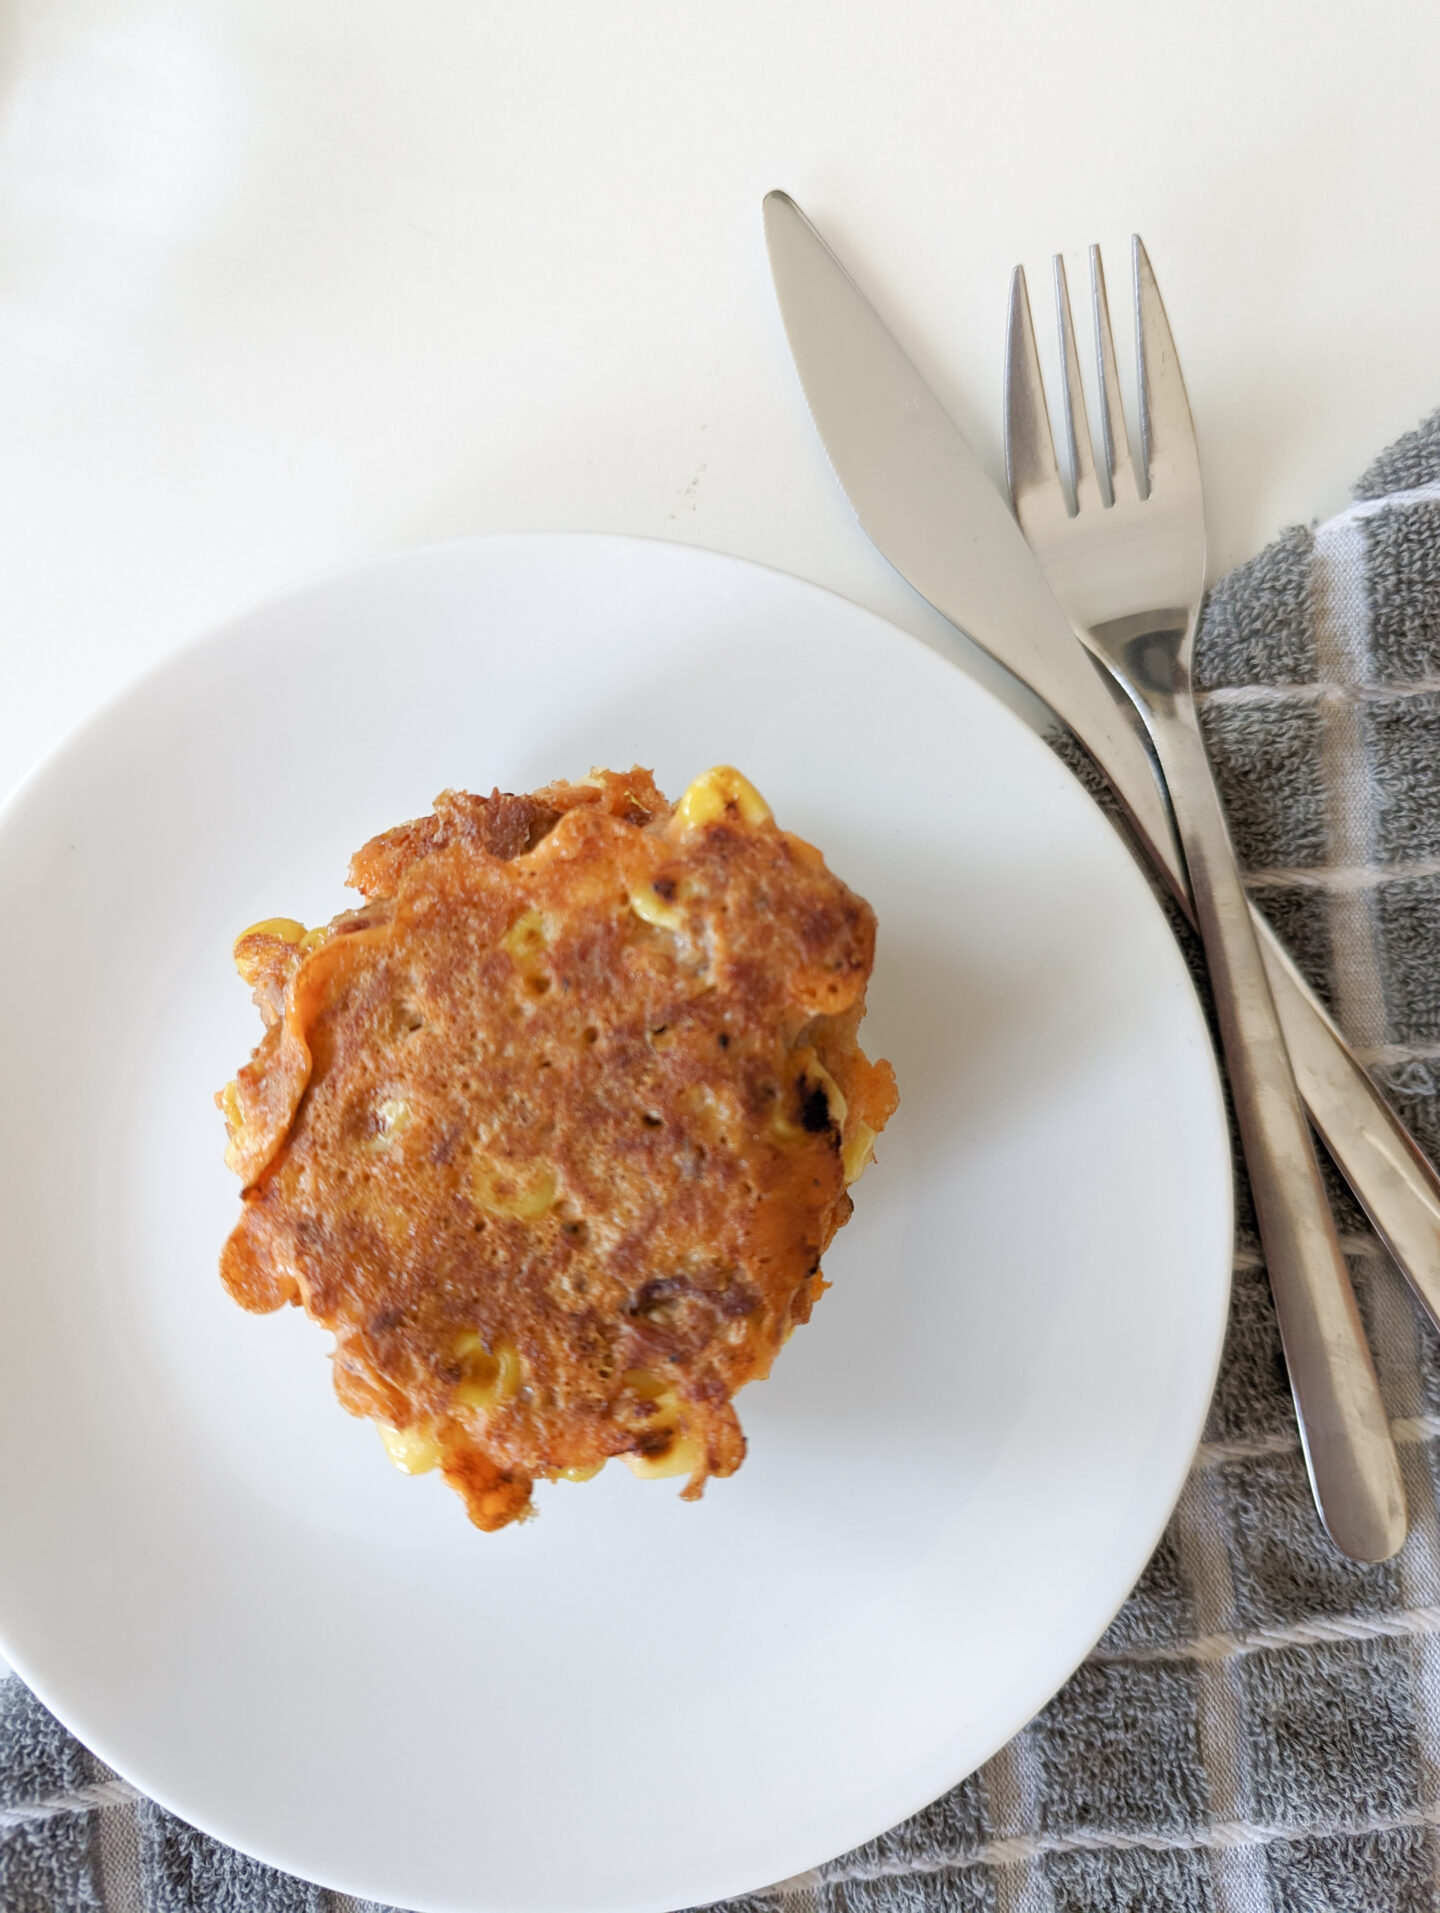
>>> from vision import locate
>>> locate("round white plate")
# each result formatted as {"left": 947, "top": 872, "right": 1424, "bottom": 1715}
{"left": 0, "top": 535, "right": 1230, "bottom": 1913}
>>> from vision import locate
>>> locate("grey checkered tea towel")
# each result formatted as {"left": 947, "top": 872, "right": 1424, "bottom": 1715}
{"left": 11, "top": 415, "right": 1440, "bottom": 1913}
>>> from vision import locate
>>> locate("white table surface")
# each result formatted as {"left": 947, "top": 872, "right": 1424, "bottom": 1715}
{"left": 0, "top": 0, "right": 1437, "bottom": 1753}
{"left": 3, "top": 0, "right": 1440, "bottom": 801}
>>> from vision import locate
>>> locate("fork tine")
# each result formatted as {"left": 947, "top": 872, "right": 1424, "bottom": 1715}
{"left": 1004, "top": 264, "right": 1062, "bottom": 515}
{"left": 1133, "top": 234, "right": 1201, "bottom": 496}
{"left": 1054, "top": 255, "right": 1101, "bottom": 515}
{"left": 1089, "top": 245, "right": 1138, "bottom": 507}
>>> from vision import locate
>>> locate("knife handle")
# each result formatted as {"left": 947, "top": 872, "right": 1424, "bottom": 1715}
{"left": 1261, "top": 923, "right": 1440, "bottom": 1321}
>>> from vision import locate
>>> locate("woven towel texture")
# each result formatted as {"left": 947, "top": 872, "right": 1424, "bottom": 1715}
{"left": 9, "top": 417, "right": 1440, "bottom": 1913}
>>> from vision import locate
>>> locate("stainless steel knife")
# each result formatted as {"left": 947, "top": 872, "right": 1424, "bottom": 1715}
{"left": 763, "top": 186, "right": 1440, "bottom": 1347}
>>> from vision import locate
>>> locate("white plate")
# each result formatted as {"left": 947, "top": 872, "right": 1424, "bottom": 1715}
{"left": 0, "top": 535, "right": 1230, "bottom": 1913}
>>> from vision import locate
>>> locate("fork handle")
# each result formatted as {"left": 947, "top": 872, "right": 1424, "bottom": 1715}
{"left": 1056, "top": 646, "right": 1440, "bottom": 1349}
{"left": 1151, "top": 692, "right": 1406, "bottom": 1562}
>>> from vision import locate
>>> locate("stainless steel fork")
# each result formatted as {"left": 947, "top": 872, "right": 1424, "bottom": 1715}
{"left": 1005, "top": 241, "right": 1406, "bottom": 1562}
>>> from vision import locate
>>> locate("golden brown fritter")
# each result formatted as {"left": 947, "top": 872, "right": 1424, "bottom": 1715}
{"left": 217, "top": 766, "right": 897, "bottom": 1531}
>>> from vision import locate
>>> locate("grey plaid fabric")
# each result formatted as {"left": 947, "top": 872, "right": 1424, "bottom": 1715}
{"left": 10, "top": 417, "right": 1440, "bottom": 1912}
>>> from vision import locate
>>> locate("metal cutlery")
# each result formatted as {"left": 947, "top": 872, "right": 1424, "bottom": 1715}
{"left": 1003, "top": 242, "right": 1402, "bottom": 1560}
{"left": 761, "top": 190, "right": 1429, "bottom": 1559}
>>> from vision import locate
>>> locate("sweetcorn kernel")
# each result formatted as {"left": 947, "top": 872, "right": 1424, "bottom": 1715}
{"left": 239, "top": 917, "right": 307, "bottom": 946}
{"left": 472, "top": 1156, "right": 558, "bottom": 1220}
{"left": 674, "top": 766, "right": 773, "bottom": 831}
{"left": 799, "top": 1050, "right": 848, "bottom": 1131}
{"left": 219, "top": 1078, "right": 250, "bottom": 1175}
{"left": 843, "top": 1119, "right": 878, "bottom": 1186}
{"left": 623, "top": 1366, "right": 677, "bottom": 1409}
{"left": 503, "top": 907, "right": 550, "bottom": 961}
{"left": 620, "top": 1366, "right": 701, "bottom": 1479}
{"left": 627, "top": 882, "right": 684, "bottom": 932}
{"left": 370, "top": 1097, "right": 412, "bottom": 1149}
{"left": 233, "top": 918, "right": 325, "bottom": 985}
{"left": 377, "top": 1422, "right": 441, "bottom": 1475}
{"left": 454, "top": 1335, "right": 524, "bottom": 1411}
{"left": 774, "top": 1049, "right": 848, "bottom": 1144}
{"left": 625, "top": 1432, "right": 705, "bottom": 1481}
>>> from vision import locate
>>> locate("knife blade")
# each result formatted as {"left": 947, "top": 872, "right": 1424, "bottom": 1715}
{"left": 763, "top": 186, "right": 1440, "bottom": 1346}
{"left": 763, "top": 190, "right": 1182, "bottom": 882}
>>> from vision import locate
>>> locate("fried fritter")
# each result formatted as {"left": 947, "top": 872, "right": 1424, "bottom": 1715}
{"left": 217, "top": 766, "right": 897, "bottom": 1530}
